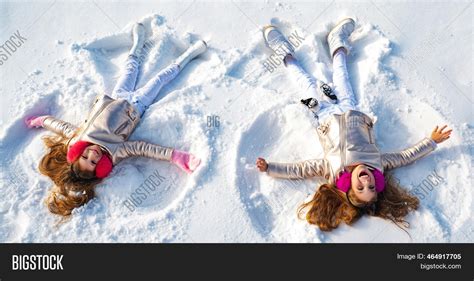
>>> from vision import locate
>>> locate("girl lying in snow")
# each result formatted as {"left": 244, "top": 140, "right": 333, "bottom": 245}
{"left": 26, "top": 23, "right": 206, "bottom": 216}
{"left": 256, "top": 18, "right": 452, "bottom": 231}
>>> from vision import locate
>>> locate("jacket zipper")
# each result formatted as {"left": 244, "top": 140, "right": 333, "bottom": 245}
{"left": 367, "top": 120, "right": 374, "bottom": 143}
{"left": 78, "top": 99, "right": 109, "bottom": 140}
{"left": 339, "top": 114, "right": 346, "bottom": 171}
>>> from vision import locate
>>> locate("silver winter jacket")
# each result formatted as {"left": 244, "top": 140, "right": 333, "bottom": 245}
{"left": 267, "top": 110, "right": 436, "bottom": 183}
{"left": 43, "top": 94, "right": 173, "bottom": 164}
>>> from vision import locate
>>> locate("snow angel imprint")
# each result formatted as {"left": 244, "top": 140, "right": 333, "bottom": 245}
{"left": 26, "top": 23, "right": 207, "bottom": 216}
{"left": 256, "top": 18, "right": 452, "bottom": 231}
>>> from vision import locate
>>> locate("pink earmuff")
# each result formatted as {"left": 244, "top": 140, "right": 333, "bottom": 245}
{"left": 95, "top": 155, "right": 113, "bottom": 178}
{"left": 67, "top": 141, "right": 113, "bottom": 179}
{"left": 67, "top": 141, "right": 90, "bottom": 163}
{"left": 336, "top": 167, "right": 385, "bottom": 193}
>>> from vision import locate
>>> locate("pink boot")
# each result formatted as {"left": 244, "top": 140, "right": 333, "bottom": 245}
{"left": 171, "top": 149, "right": 201, "bottom": 174}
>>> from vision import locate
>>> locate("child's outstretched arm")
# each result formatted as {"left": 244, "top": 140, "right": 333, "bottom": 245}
{"left": 381, "top": 125, "right": 452, "bottom": 170}
{"left": 117, "top": 141, "right": 173, "bottom": 161}
{"left": 116, "top": 141, "right": 200, "bottom": 174}
{"left": 256, "top": 157, "right": 330, "bottom": 180}
{"left": 26, "top": 115, "right": 77, "bottom": 139}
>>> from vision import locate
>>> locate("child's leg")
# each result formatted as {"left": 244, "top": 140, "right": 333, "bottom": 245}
{"left": 129, "top": 40, "right": 207, "bottom": 116}
{"left": 332, "top": 49, "right": 356, "bottom": 111}
{"left": 111, "top": 23, "right": 146, "bottom": 98}
{"left": 111, "top": 55, "right": 141, "bottom": 96}
{"left": 285, "top": 56, "right": 335, "bottom": 117}
{"left": 285, "top": 56, "right": 318, "bottom": 99}
{"left": 130, "top": 63, "right": 181, "bottom": 115}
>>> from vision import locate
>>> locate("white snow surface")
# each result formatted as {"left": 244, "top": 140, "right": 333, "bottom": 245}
{"left": 0, "top": 1, "right": 472, "bottom": 242}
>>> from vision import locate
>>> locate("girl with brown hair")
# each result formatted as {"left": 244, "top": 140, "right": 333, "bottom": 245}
{"left": 26, "top": 23, "right": 206, "bottom": 216}
{"left": 256, "top": 18, "right": 452, "bottom": 231}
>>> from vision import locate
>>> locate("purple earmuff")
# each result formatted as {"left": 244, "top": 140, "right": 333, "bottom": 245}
{"left": 336, "top": 167, "right": 385, "bottom": 193}
{"left": 372, "top": 168, "right": 385, "bottom": 192}
{"left": 335, "top": 172, "right": 351, "bottom": 193}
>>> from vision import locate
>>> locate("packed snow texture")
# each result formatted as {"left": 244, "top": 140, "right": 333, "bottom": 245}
{"left": 0, "top": 1, "right": 472, "bottom": 242}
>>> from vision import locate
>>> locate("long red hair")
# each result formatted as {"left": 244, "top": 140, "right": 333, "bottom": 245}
{"left": 39, "top": 134, "right": 102, "bottom": 216}
{"left": 297, "top": 174, "right": 419, "bottom": 231}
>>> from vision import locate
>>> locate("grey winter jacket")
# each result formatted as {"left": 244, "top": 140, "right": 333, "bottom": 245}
{"left": 266, "top": 110, "right": 436, "bottom": 183}
{"left": 43, "top": 94, "right": 173, "bottom": 164}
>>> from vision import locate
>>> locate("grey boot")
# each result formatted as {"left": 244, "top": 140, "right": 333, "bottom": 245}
{"left": 129, "top": 23, "right": 146, "bottom": 57}
{"left": 327, "top": 18, "right": 355, "bottom": 58}
{"left": 263, "top": 25, "right": 295, "bottom": 59}
{"left": 174, "top": 40, "right": 208, "bottom": 69}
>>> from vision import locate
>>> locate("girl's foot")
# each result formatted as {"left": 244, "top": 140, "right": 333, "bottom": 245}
{"left": 263, "top": 25, "right": 295, "bottom": 65}
{"left": 129, "top": 23, "right": 146, "bottom": 57}
{"left": 327, "top": 18, "right": 355, "bottom": 58}
{"left": 174, "top": 40, "right": 207, "bottom": 69}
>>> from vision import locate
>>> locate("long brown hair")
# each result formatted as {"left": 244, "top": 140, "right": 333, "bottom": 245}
{"left": 39, "top": 135, "right": 102, "bottom": 216}
{"left": 297, "top": 173, "right": 419, "bottom": 231}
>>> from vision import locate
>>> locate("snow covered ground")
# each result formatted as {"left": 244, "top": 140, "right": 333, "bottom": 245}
{"left": 0, "top": 0, "right": 472, "bottom": 243}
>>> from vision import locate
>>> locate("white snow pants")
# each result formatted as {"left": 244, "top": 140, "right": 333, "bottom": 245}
{"left": 111, "top": 55, "right": 180, "bottom": 116}
{"left": 286, "top": 49, "right": 356, "bottom": 123}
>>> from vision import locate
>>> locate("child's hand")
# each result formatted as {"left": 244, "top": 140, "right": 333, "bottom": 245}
{"left": 171, "top": 149, "right": 201, "bottom": 174}
{"left": 431, "top": 125, "right": 452, "bottom": 144}
{"left": 25, "top": 115, "right": 49, "bottom": 128}
{"left": 256, "top": 157, "right": 268, "bottom": 172}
